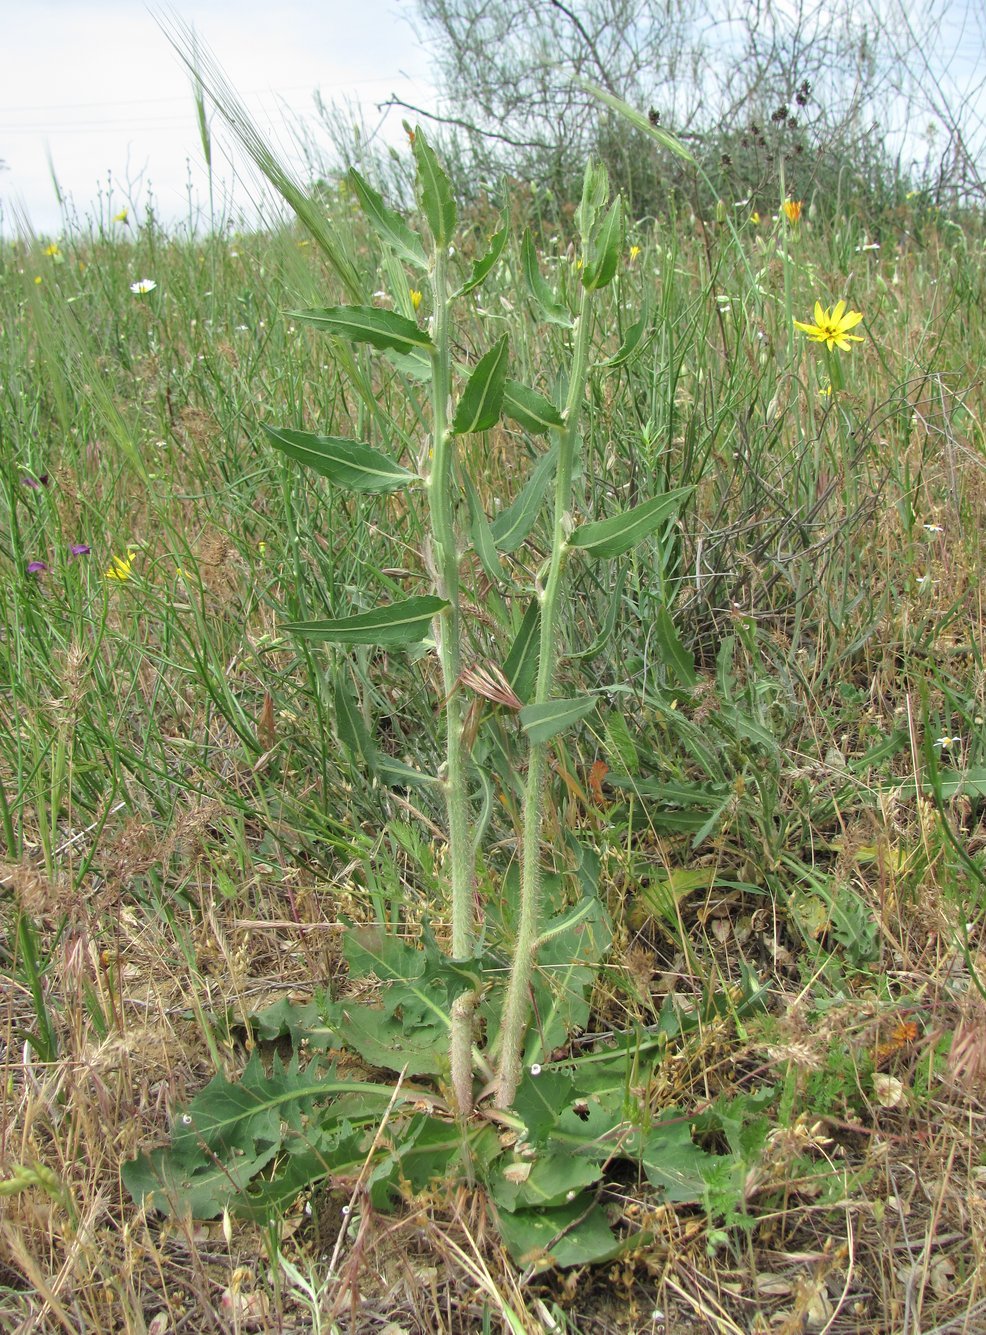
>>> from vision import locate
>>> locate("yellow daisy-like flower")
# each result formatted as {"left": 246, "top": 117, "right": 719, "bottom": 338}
{"left": 783, "top": 199, "right": 803, "bottom": 224}
{"left": 44, "top": 243, "right": 60, "bottom": 257}
{"left": 409, "top": 289, "right": 422, "bottom": 311}
{"left": 628, "top": 244, "right": 641, "bottom": 262}
{"left": 113, "top": 209, "right": 129, "bottom": 224}
{"left": 794, "top": 299, "right": 864, "bottom": 352}
{"left": 105, "top": 551, "right": 137, "bottom": 581}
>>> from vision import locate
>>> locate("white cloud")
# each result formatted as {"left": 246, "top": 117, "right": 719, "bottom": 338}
{"left": 1, "top": 0, "right": 434, "bottom": 235}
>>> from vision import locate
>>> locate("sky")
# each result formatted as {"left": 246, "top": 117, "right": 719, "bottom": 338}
{"left": 1, "top": 0, "right": 437, "bottom": 237}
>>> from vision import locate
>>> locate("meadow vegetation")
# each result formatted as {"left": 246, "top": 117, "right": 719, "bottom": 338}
{"left": 2, "top": 81, "right": 986, "bottom": 1334}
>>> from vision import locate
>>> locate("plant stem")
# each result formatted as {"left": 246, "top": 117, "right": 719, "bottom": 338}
{"left": 495, "top": 284, "right": 593, "bottom": 1107}
{"left": 426, "top": 244, "right": 475, "bottom": 1116}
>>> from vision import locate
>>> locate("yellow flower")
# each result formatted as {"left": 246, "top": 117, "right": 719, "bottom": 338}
{"left": 44, "top": 243, "right": 60, "bottom": 257}
{"left": 409, "top": 289, "right": 422, "bottom": 311}
{"left": 794, "top": 299, "right": 864, "bottom": 352}
{"left": 783, "top": 199, "right": 803, "bottom": 224}
{"left": 750, "top": 211, "right": 761, "bottom": 225}
{"left": 113, "top": 209, "right": 129, "bottom": 224}
{"left": 628, "top": 244, "right": 641, "bottom": 262}
{"left": 105, "top": 551, "right": 137, "bottom": 581}
{"left": 33, "top": 275, "right": 42, "bottom": 285}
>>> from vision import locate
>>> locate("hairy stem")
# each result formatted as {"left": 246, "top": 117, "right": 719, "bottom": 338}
{"left": 426, "top": 245, "right": 475, "bottom": 1116}
{"left": 495, "top": 284, "right": 593, "bottom": 1107}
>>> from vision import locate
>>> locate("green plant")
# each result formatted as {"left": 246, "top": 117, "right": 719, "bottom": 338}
{"left": 119, "top": 107, "right": 762, "bottom": 1262}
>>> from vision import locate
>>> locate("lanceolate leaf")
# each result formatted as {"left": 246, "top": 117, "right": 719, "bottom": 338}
{"left": 412, "top": 125, "right": 456, "bottom": 246}
{"left": 462, "top": 470, "right": 502, "bottom": 582}
{"left": 451, "top": 221, "right": 508, "bottom": 297}
{"left": 602, "top": 307, "right": 651, "bottom": 368}
{"left": 347, "top": 169, "right": 427, "bottom": 270}
{"left": 521, "top": 230, "right": 573, "bottom": 327}
{"left": 578, "top": 80, "right": 696, "bottom": 163}
{"left": 503, "top": 599, "right": 541, "bottom": 703}
{"left": 452, "top": 334, "right": 509, "bottom": 434}
{"left": 520, "top": 695, "right": 596, "bottom": 743}
{"left": 289, "top": 305, "right": 434, "bottom": 354}
{"left": 263, "top": 424, "right": 417, "bottom": 492}
{"left": 569, "top": 486, "right": 693, "bottom": 559}
{"left": 283, "top": 597, "right": 447, "bottom": 646}
{"left": 491, "top": 444, "right": 557, "bottom": 552}
{"left": 503, "top": 380, "right": 564, "bottom": 434}
{"left": 582, "top": 196, "right": 624, "bottom": 291}
{"left": 653, "top": 605, "right": 698, "bottom": 686}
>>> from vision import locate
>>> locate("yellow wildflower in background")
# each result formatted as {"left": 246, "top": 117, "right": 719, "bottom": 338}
{"left": 409, "top": 289, "right": 422, "bottom": 311}
{"left": 629, "top": 244, "right": 641, "bottom": 263}
{"left": 44, "top": 243, "right": 60, "bottom": 257}
{"left": 783, "top": 199, "right": 803, "bottom": 224}
{"left": 113, "top": 209, "right": 129, "bottom": 224}
{"left": 795, "top": 300, "right": 864, "bottom": 352}
{"left": 105, "top": 550, "right": 137, "bottom": 581}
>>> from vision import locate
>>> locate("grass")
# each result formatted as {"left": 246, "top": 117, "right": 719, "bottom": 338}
{"left": 2, "top": 178, "right": 986, "bottom": 1333}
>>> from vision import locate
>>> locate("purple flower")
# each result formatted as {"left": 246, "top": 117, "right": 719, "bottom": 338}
{"left": 21, "top": 474, "right": 49, "bottom": 490}
{"left": 27, "top": 561, "right": 48, "bottom": 575}
{"left": 70, "top": 544, "right": 91, "bottom": 556}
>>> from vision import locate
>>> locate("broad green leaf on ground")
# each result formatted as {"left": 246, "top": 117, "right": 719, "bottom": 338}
{"left": 328, "top": 927, "right": 483, "bottom": 1075}
{"left": 631, "top": 1114, "right": 725, "bottom": 1203}
{"left": 282, "top": 597, "right": 447, "bottom": 646}
{"left": 347, "top": 169, "right": 427, "bottom": 270}
{"left": 495, "top": 1196, "right": 621, "bottom": 1268}
{"left": 491, "top": 1151, "right": 603, "bottom": 1210}
{"left": 491, "top": 444, "right": 558, "bottom": 551}
{"left": 520, "top": 696, "right": 596, "bottom": 744}
{"left": 262, "top": 425, "right": 417, "bottom": 492}
{"left": 502, "top": 380, "right": 564, "bottom": 434}
{"left": 569, "top": 487, "right": 693, "bottom": 559}
{"left": 510, "top": 1069, "right": 576, "bottom": 1144}
{"left": 452, "top": 334, "right": 509, "bottom": 434}
{"left": 122, "top": 1051, "right": 398, "bottom": 1219}
{"left": 289, "top": 305, "right": 434, "bottom": 354}
{"left": 452, "top": 220, "right": 508, "bottom": 297}
{"left": 367, "top": 1115, "right": 499, "bottom": 1210}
